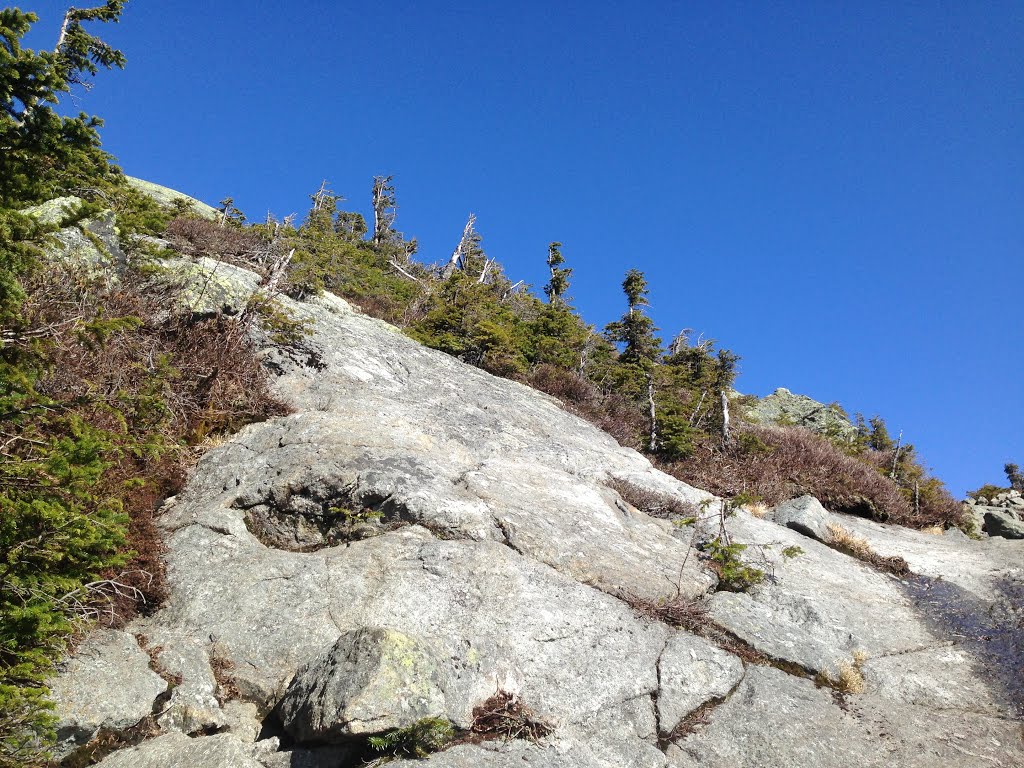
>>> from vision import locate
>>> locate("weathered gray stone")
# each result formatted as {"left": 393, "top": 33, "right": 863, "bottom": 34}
{"left": 126, "top": 176, "right": 220, "bottom": 220}
{"left": 706, "top": 512, "right": 939, "bottom": 674}
{"left": 22, "top": 195, "right": 84, "bottom": 226}
{"left": 656, "top": 632, "right": 743, "bottom": 735}
{"left": 278, "top": 627, "right": 449, "bottom": 742}
{"left": 93, "top": 731, "right": 267, "bottom": 768}
{"left": 985, "top": 509, "right": 1024, "bottom": 539}
{"left": 665, "top": 666, "right": 1022, "bottom": 768}
{"left": 161, "top": 256, "right": 262, "bottom": 316}
{"left": 743, "top": 387, "right": 856, "bottom": 439}
{"left": 49, "top": 630, "right": 167, "bottom": 759}
{"left": 146, "top": 629, "right": 228, "bottom": 735}
{"left": 769, "top": 494, "right": 832, "bottom": 541}
{"left": 51, "top": 252, "right": 1024, "bottom": 767}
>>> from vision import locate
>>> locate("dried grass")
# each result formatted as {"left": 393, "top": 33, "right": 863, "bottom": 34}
{"left": 826, "top": 524, "right": 910, "bottom": 576}
{"left": 470, "top": 691, "right": 552, "bottom": 743}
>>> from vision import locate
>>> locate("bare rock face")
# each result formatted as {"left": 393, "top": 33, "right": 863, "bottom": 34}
{"left": 49, "top": 630, "right": 167, "bottom": 759}
{"left": 51, "top": 254, "right": 1024, "bottom": 767}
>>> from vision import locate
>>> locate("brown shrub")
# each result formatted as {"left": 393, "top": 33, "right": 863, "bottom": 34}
{"left": 527, "top": 364, "right": 642, "bottom": 448}
{"left": 606, "top": 478, "right": 698, "bottom": 520}
{"left": 24, "top": 264, "right": 289, "bottom": 626}
{"left": 625, "top": 593, "right": 711, "bottom": 634}
{"left": 664, "top": 425, "right": 962, "bottom": 530}
{"left": 165, "top": 216, "right": 267, "bottom": 273}
{"left": 470, "top": 691, "right": 552, "bottom": 743}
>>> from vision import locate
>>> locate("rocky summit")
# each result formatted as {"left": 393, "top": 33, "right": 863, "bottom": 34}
{"left": 49, "top": 256, "right": 1024, "bottom": 767}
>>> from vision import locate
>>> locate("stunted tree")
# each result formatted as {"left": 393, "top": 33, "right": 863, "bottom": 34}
{"left": 604, "top": 269, "right": 663, "bottom": 450}
{"left": 544, "top": 241, "right": 572, "bottom": 304}
{"left": 605, "top": 269, "right": 661, "bottom": 364}
{"left": 443, "top": 213, "right": 487, "bottom": 279}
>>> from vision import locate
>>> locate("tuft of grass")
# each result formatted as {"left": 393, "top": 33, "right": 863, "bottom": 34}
{"left": 826, "top": 524, "right": 910, "bottom": 576}
{"left": 817, "top": 650, "right": 868, "bottom": 694}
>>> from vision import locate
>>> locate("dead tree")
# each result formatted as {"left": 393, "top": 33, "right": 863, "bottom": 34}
{"left": 720, "top": 390, "right": 731, "bottom": 446}
{"left": 371, "top": 175, "right": 398, "bottom": 246}
{"left": 443, "top": 214, "right": 477, "bottom": 278}
{"left": 647, "top": 372, "right": 659, "bottom": 452}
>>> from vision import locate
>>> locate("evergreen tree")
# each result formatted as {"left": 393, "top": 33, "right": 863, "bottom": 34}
{"left": 0, "top": 6, "right": 129, "bottom": 760}
{"left": 544, "top": 241, "right": 571, "bottom": 304}
{"left": 1005, "top": 463, "right": 1024, "bottom": 493}
{"left": 604, "top": 269, "right": 661, "bottom": 364}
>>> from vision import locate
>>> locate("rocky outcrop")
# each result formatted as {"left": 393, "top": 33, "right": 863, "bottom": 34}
{"left": 22, "top": 195, "right": 126, "bottom": 278}
{"left": 965, "top": 490, "right": 1024, "bottom": 539}
{"left": 48, "top": 253, "right": 1023, "bottom": 767}
{"left": 126, "top": 176, "right": 220, "bottom": 220}
{"left": 743, "top": 386, "right": 856, "bottom": 440}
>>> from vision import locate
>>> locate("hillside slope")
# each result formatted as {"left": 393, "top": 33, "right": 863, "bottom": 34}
{"left": 48, "top": 252, "right": 1024, "bottom": 768}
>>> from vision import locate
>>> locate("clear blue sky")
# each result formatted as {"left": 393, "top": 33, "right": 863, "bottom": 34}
{"left": 23, "top": 1, "right": 1023, "bottom": 496}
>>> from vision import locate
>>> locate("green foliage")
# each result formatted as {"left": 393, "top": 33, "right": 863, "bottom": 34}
{"left": 867, "top": 415, "right": 894, "bottom": 452}
{"left": 0, "top": 6, "right": 125, "bottom": 207}
{"left": 604, "top": 269, "right": 661, "bottom": 365}
{"left": 544, "top": 241, "right": 571, "bottom": 303}
{"left": 967, "top": 484, "right": 1008, "bottom": 501}
{"left": 1005, "top": 463, "right": 1023, "bottom": 492}
{"left": 782, "top": 545, "right": 804, "bottom": 559}
{"left": 706, "top": 537, "right": 765, "bottom": 591}
{"left": 367, "top": 717, "right": 455, "bottom": 762}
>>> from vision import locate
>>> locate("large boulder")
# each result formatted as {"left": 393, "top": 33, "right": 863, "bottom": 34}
{"left": 126, "top": 176, "right": 220, "bottom": 220}
{"left": 769, "top": 494, "right": 831, "bottom": 541}
{"left": 277, "top": 628, "right": 449, "bottom": 742}
{"left": 984, "top": 509, "right": 1024, "bottom": 539}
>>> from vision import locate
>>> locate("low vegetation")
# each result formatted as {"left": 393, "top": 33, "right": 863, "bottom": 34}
{"left": 470, "top": 691, "right": 552, "bottom": 743}
{"left": 826, "top": 523, "right": 910, "bottom": 576}
{"left": 366, "top": 717, "right": 455, "bottom": 763}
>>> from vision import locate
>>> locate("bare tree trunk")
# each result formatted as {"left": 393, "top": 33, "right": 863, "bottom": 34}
{"left": 502, "top": 280, "right": 525, "bottom": 300}
{"left": 720, "top": 390, "right": 731, "bottom": 446}
{"left": 689, "top": 390, "right": 707, "bottom": 426}
{"left": 890, "top": 430, "right": 903, "bottom": 480}
{"left": 54, "top": 9, "right": 73, "bottom": 53}
{"left": 647, "top": 372, "right": 658, "bottom": 452}
{"left": 388, "top": 260, "right": 421, "bottom": 283}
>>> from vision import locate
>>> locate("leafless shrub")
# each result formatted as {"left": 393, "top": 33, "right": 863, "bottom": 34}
{"left": 165, "top": 217, "right": 268, "bottom": 273}
{"left": 527, "top": 365, "right": 643, "bottom": 448}
{"left": 625, "top": 593, "right": 711, "bottom": 634}
{"left": 21, "top": 262, "right": 289, "bottom": 625}
{"left": 209, "top": 651, "right": 242, "bottom": 705}
{"left": 664, "top": 425, "right": 962, "bottom": 529}
{"left": 607, "top": 478, "right": 699, "bottom": 520}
